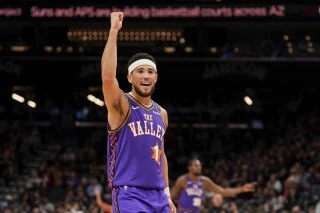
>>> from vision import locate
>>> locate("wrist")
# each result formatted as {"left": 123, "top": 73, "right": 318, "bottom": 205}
{"left": 240, "top": 186, "right": 244, "bottom": 193}
{"left": 109, "top": 29, "right": 119, "bottom": 34}
{"left": 164, "top": 187, "right": 170, "bottom": 198}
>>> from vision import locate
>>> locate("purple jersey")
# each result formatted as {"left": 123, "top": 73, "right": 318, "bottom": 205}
{"left": 107, "top": 93, "right": 166, "bottom": 190}
{"left": 178, "top": 175, "right": 204, "bottom": 213}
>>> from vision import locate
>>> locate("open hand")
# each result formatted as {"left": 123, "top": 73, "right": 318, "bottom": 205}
{"left": 241, "top": 182, "right": 257, "bottom": 192}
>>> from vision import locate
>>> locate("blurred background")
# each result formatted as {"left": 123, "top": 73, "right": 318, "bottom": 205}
{"left": 0, "top": 0, "right": 319, "bottom": 213}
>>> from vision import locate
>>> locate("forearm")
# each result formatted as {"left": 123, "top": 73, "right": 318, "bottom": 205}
{"left": 220, "top": 186, "right": 243, "bottom": 197}
{"left": 101, "top": 29, "right": 118, "bottom": 79}
{"left": 97, "top": 202, "right": 112, "bottom": 212}
{"left": 96, "top": 194, "right": 103, "bottom": 205}
{"left": 162, "top": 153, "right": 169, "bottom": 187}
{"left": 96, "top": 195, "right": 111, "bottom": 211}
{"left": 162, "top": 153, "right": 173, "bottom": 200}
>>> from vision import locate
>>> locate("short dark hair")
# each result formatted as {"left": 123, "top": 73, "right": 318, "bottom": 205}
{"left": 127, "top": 52, "right": 157, "bottom": 70}
{"left": 188, "top": 158, "right": 200, "bottom": 167}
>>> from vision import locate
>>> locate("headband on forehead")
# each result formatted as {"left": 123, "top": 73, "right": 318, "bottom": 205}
{"left": 128, "top": 59, "right": 157, "bottom": 74}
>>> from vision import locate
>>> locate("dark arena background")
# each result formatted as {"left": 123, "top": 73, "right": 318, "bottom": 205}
{"left": 0, "top": 0, "right": 320, "bottom": 212}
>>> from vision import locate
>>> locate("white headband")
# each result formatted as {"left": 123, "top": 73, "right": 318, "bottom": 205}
{"left": 128, "top": 59, "right": 157, "bottom": 74}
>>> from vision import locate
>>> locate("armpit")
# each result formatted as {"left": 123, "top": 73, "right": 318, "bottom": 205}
{"left": 112, "top": 98, "right": 124, "bottom": 115}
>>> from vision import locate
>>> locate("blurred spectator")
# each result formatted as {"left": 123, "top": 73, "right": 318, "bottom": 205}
{"left": 207, "top": 194, "right": 229, "bottom": 213}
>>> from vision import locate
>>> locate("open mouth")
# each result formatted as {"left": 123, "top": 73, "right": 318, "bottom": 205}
{"left": 141, "top": 83, "right": 151, "bottom": 87}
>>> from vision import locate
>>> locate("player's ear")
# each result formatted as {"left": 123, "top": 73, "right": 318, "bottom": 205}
{"left": 127, "top": 73, "right": 132, "bottom": 83}
{"left": 154, "top": 73, "right": 158, "bottom": 83}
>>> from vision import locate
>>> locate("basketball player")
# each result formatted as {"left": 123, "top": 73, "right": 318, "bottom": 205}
{"left": 170, "top": 158, "right": 257, "bottom": 213}
{"left": 101, "top": 12, "right": 176, "bottom": 213}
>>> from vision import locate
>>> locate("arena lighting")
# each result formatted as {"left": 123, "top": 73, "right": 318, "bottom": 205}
{"left": 307, "top": 47, "right": 315, "bottom": 53}
{"left": 305, "top": 35, "right": 311, "bottom": 41}
{"left": 87, "top": 94, "right": 95, "bottom": 102}
{"left": 87, "top": 94, "right": 104, "bottom": 107}
{"left": 67, "top": 30, "right": 183, "bottom": 42}
{"left": 184, "top": 46, "right": 193, "bottom": 53}
{"left": 66, "top": 46, "right": 73, "bottom": 53}
{"left": 179, "top": 38, "right": 185, "bottom": 44}
{"left": 27, "top": 100, "right": 36, "bottom": 108}
{"left": 94, "top": 99, "right": 104, "bottom": 107}
{"left": 56, "top": 46, "right": 62, "bottom": 53}
{"left": 164, "top": 46, "right": 175, "bottom": 53}
{"left": 78, "top": 46, "right": 84, "bottom": 53}
{"left": 209, "top": 47, "right": 218, "bottom": 54}
{"left": 12, "top": 93, "right": 25, "bottom": 103}
{"left": 283, "top": 35, "right": 289, "bottom": 41}
{"left": 244, "top": 96, "right": 253, "bottom": 106}
{"left": 10, "top": 45, "right": 29, "bottom": 52}
{"left": 44, "top": 46, "right": 53, "bottom": 52}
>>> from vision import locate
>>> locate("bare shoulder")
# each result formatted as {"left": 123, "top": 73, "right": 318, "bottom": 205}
{"left": 200, "top": 175, "right": 211, "bottom": 183}
{"left": 158, "top": 104, "right": 168, "bottom": 127}
{"left": 177, "top": 175, "right": 187, "bottom": 182}
{"left": 174, "top": 175, "right": 187, "bottom": 187}
{"left": 158, "top": 104, "right": 167, "bottom": 114}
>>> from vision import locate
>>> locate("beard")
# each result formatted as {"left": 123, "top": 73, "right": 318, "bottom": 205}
{"left": 133, "top": 84, "right": 155, "bottom": 97}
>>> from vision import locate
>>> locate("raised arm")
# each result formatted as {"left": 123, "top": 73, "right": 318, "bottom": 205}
{"left": 101, "top": 12, "right": 129, "bottom": 129}
{"left": 203, "top": 177, "right": 257, "bottom": 197}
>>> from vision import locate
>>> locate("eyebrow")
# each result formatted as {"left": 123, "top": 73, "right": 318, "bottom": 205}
{"left": 136, "top": 67, "right": 156, "bottom": 72}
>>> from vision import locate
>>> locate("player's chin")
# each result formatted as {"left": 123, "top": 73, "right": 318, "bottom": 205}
{"left": 140, "top": 91, "right": 152, "bottom": 97}
{"left": 195, "top": 172, "right": 201, "bottom": 176}
{"left": 142, "top": 88, "right": 155, "bottom": 96}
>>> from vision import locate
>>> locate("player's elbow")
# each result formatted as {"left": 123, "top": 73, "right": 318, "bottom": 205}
{"left": 102, "top": 74, "right": 115, "bottom": 85}
{"left": 216, "top": 188, "right": 228, "bottom": 196}
{"left": 101, "top": 64, "right": 116, "bottom": 80}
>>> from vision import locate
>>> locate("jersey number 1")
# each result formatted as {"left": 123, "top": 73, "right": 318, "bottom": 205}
{"left": 192, "top": 198, "right": 201, "bottom": 207}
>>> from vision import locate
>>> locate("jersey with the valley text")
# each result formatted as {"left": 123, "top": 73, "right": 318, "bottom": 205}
{"left": 178, "top": 175, "right": 204, "bottom": 213}
{"left": 107, "top": 93, "right": 166, "bottom": 189}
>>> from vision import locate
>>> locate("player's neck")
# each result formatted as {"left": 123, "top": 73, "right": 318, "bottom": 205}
{"left": 129, "top": 91, "right": 152, "bottom": 107}
{"left": 188, "top": 173, "right": 199, "bottom": 181}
